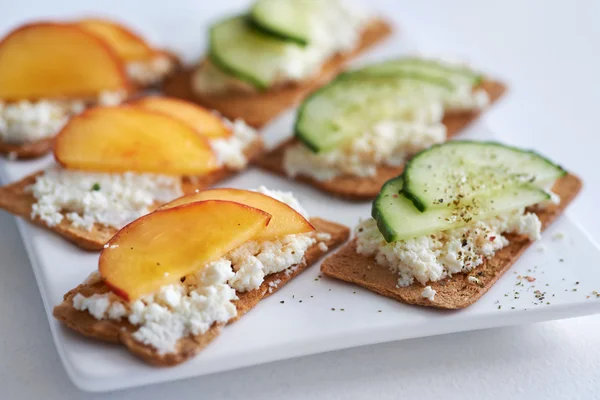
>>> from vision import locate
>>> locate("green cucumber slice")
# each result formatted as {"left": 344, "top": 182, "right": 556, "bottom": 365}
{"left": 209, "top": 16, "right": 301, "bottom": 89}
{"left": 295, "top": 75, "right": 452, "bottom": 153}
{"left": 250, "top": 0, "right": 318, "bottom": 45}
{"left": 348, "top": 57, "right": 483, "bottom": 86}
{"left": 372, "top": 176, "right": 549, "bottom": 242}
{"left": 403, "top": 141, "right": 566, "bottom": 212}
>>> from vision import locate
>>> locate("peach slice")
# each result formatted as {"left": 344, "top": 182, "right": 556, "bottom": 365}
{"left": 161, "top": 188, "right": 314, "bottom": 240}
{"left": 131, "top": 97, "right": 232, "bottom": 138}
{"left": 76, "top": 18, "right": 157, "bottom": 62}
{"left": 100, "top": 200, "right": 272, "bottom": 301}
{"left": 54, "top": 106, "right": 218, "bottom": 175}
{"left": 0, "top": 23, "right": 128, "bottom": 101}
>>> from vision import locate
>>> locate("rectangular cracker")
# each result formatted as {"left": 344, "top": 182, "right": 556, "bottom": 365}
{"left": 320, "top": 174, "right": 582, "bottom": 309}
{"left": 255, "top": 80, "right": 507, "bottom": 200}
{"left": 162, "top": 19, "right": 393, "bottom": 128}
{"left": 52, "top": 218, "right": 350, "bottom": 366}
{"left": 0, "top": 138, "right": 264, "bottom": 251}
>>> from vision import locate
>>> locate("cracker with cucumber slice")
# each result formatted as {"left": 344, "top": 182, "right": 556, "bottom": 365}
{"left": 320, "top": 173, "right": 582, "bottom": 309}
{"left": 0, "top": 138, "right": 264, "bottom": 251}
{"left": 255, "top": 80, "right": 507, "bottom": 200}
{"left": 163, "top": 19, "right": 393, "bottom": 128}
{"left": 52, "top": 218, "right": 350, "bottom": 366}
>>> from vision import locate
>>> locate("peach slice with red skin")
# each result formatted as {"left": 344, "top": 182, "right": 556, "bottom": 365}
{"left": 100, "top": 200, "right": 272, "bottom": 301}
{"left": 76, "top": 18, "right": 158, "bottom": 62}
{"left": 131, "top": 97, "right": 232, "bottom": 138}
{"left": 0, "top": 22, "right": 129, "bottom": 101}
{"left": 161, "top": 188, "right": 314, "bottom": 240}
{"left": 54, "top": 106, "right": 218, "bottom": 175}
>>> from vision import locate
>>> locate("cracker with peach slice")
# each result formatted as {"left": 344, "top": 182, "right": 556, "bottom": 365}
{"left": 0, "top": 106, "right": 264, "bottom": 250}
{"left": 53, "top": 192, "right": 350, "bottom": 366}
{"left": 0, "top": 22, "right": 131, "bottom": 159}
{"left": 163, "top": 19, "right": 393, "bottom": 129}
{"left": 75, "top": 18, "right": 180, "bottom": 88}
{"left": 255, "top": 80, "right": 507, "bottom": 200}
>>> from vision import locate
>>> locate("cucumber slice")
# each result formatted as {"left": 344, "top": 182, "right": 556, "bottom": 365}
{"left": 372, "top": 176, "right": 549, "bottom": 242}
{"left": 295, "top": 75, "right": 452, "bottom": 152}
{"left": 250, "top": 0, "right": 318, "bottom": 45}
{"left": 209, "top": 16, "right": 301, "bottom": 89}
{"left": 348, "top": 58, "right": 483, "bottom": 86}
{"left": 403, "top": 141, "right": 566, "bottom": 212}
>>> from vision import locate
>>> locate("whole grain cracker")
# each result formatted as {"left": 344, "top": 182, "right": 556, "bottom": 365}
{"left": 162, "top": 19, "right": 393, "bottom": 128}
{"left": 0, "top": 138, "right": 264, "bottom": 250}
{"left": 320, "top": 174, "right": 582, "bottom": 309}
{"left": 255, "top": 80, "right": 507, "bottom": 200}
{"left": 53, "top": 218, "right": 350, "bottom": 366}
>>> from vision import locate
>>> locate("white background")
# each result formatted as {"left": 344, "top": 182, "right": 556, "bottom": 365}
{"left": 1, "top": 0, "right": 599, "bottom": 398}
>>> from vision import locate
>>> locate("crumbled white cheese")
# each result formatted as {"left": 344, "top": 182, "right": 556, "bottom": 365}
{"left": 0, "top": 99, "right": 84, "bottom": 143}
{"left": 227, "top": 233, "right": 316, "bottom": 292}
{"left": 97, "top": 90, "right": 128, "bottom": 107}
{"left": 210, "top": 118, "right": 258, "bottom": 169}
{"left": 193, "top": 0, "right": 370, "bottom": 94}
{"left": 29, "top": 167, "right": 182, "bottom": 230}
{"left": 318, "top": 242, "right": 329, "bottom": 252}
{"left": 126, "top": 55, "right": 175, "bottom": 86}
{"left": 421, "top": 286, "right": 436, "bottom": 301}
{"left": 128, "top": 260, "right": 237, "bottom": 354}
{"left": 356, "top": 210, "right": 542, "bottom": 287}
{"left": 468, "top": 276, "right": 481, "bottom": 285}
{"left": 72, "top": 293, "right": 111, "bottom": 320}
{"left": 284, "top": 113, "right": 446, "bottom": 181}
{"left": 254, "top": 186, "right": 310, "bottom": 218}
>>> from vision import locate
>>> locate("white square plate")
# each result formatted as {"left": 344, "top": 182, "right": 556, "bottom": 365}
{"left": 1, "top": 27, "right": 599, "bottom": 393}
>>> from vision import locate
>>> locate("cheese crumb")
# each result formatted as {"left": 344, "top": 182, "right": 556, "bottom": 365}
{"left": 209, "top": 118, "right": 257, "bottom": 169}
{"left": 126, "top": 55, "right": 175, "bottom": 86}
{"left": 468, "top": 276, "right": 481, "bottom": 285}
{"left": 421, "top": 286, "right": 436, "bottom": 301}
{"left": 318, "top": 242, "right": 329, "bottom": 252}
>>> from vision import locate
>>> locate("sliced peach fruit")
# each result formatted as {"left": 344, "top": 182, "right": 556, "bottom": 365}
{"left": 100, "top": 200, "right": 272, "bottom": 301}
{"left": 54, "top": 106, "right": 218, "bottom": 175}
{"left": 76, "top": 18, "right": 157, "bottom": 62}
{"left": 161, "top": 188, "right": 314, "bottom": 240}
{"left": 131, "top": 97, "right": 232, "bottom": 138}
{"left": 0, "top": 23, "right": 128, "bottom": 101}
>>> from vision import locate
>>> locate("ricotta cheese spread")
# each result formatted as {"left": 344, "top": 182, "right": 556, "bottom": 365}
{"left": 193, "top": 0, "right": 370, "bottom": 95}
{"left": 283, "top": 103, "right": 446, "bottom": 181}
{"left": 210, "top": 118, "right": 258, "bottom": 169}
{"left": 70, "top": 187, "right": 328, "bottom": 354}
{"left": 0, "top": 90, "right": 126, "bottom": 144}
{"left": 355, "top": 209, "right": 542, "bottom": 288}
{"left": 29, "top": 167, "right": 182, "bottom": 230}
{"left": 126, "top": 55, "right": 176, "bottom": 86}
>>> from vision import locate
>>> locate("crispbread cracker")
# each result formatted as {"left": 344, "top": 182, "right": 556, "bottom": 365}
{"left": 52, "top": 218, "right": 350, "bottom": 366}
{"left": 0, "top": 137, "right": 55, "bottom": 159}
{"left": 162, "top": 19, "right": 393, "bottom": 128}
{"left": 0, "top": 138, "right": 264, "bottom": 250}
{"left": 255, "top": 80, "right": 507, "bottom": 200}
{"left": 321, "top": 174, "right": 582, "bottom": 309}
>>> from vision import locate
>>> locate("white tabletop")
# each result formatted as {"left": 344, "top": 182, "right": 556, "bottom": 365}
{"left": 1, "top": 0, "right": 599, "bottom": 398}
